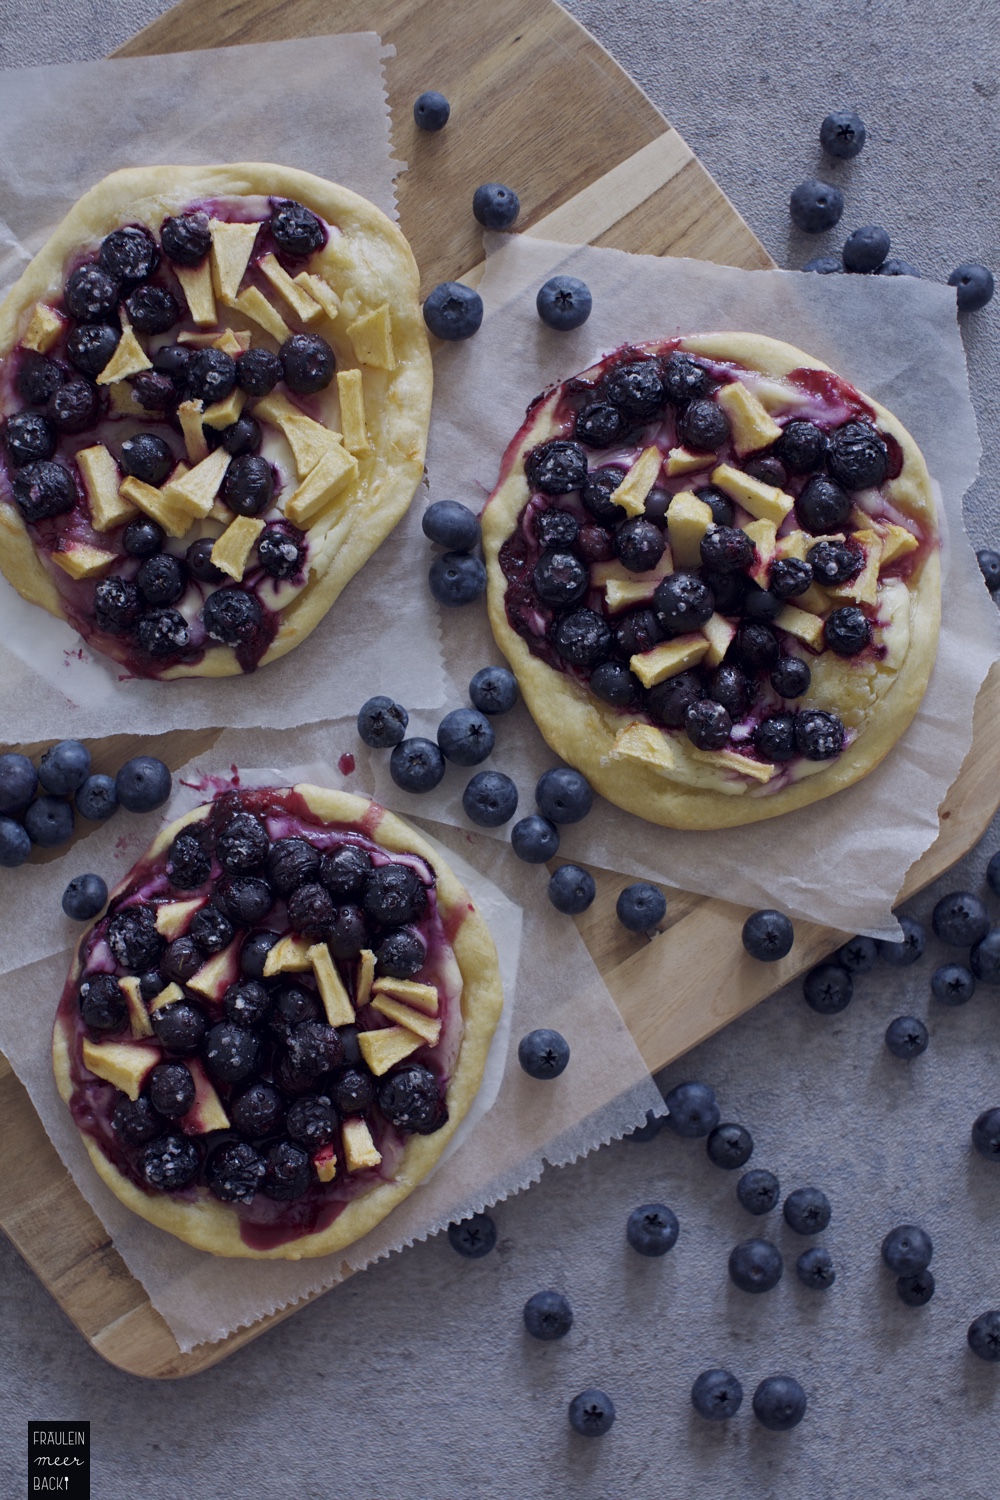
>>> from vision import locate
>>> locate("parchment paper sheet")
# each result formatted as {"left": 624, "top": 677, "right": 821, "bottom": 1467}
{"left": 0, "top": 732, "right": 662, "bottom": 1352}
{"left": 371, "top": 234, "right": 1000, "bottom": 939}
{"left": 0, "top": 36, "right": 447, "bottom": 735}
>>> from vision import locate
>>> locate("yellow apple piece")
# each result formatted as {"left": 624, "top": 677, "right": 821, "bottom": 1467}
{"left": 664, "top": 446, "right": 711, "bottom": 477}
{"left": 51, "top": 543, "right": 117, "bottom": 580}
{"left": 701, "top": 612, "right": 737, "bottom": 667}
{"left": 119, "top": 976, "right": 153, "bottom": 1039}
{"left": 148, "top": 982, "right": 185, "bottom": 1014}
{"left": 610, "top": 446, "right": 663, "bottom": 518}
{"left": 357, "top": 1025, "right": 423, "bottom": 1075}
{"left": 371, "top": 978, "right": 439, "bottom": 1016}
{"left": 21, "top": 301, "right": 65, "bottom": 353}
{"left": 313, "top": 1144, "right": 338, "bottom": 1183}
{"left": 716, "top": 380, "right": 783, "bottom": 456}
{"left": 342, "top": 1116, "right": 382, "bottom": 1172}
{"left": 711, "top": 463, "right": 794, "bottom": 525}
{"left": 283, "top": 442, "right": 358, "bottom": 527}
{"left": 253, "top": 391, "right": 342, "bottom": 477}
{"left": 609, "top": 721, "right": 681, "bottom": 774}
{"left": 96, "top": 317, "right": 152, "bottom": 386}
{"left": 294, "top": 272, "right": 340, "bottom": 322}
{"left": 369, "top": 995, "right": 442, "bottom": 1046}
{"left": 154, "top": 898, "right": 205, "bottom": 941}
{"left": 179, "top": 1059, "right": 229, "bottom": 1135}
{"left": 75, "top": 444, "right": 135, "bottom": 531}
{"left": 175, "top": 399, "right": 209, "bottom": 464}
{"left": 209, "top": 219, "right": 259, "bottom": 301}
{"left": 666, "top": 491, "right": 714, "bottom": 567}
{"left": 307, "top": 942, "right": 355, "bottom": 1027}
{"left": 211, "top": 516, "right": 265, "bottom": 582}
{"left": 591, "top": 553, "right": 673, "bottom": 589}
{"left": 118, "top": 477, "right": 194, "bottom": 540}
{"left": 690, "top": 747, "right": 777, "bottom": 782}
{"left": 187, "top": 940, "right": 241, "bottom": 1004}
{"left": 743, "top": 517, "right": 777, "bottom": 586}
{"left": 878, "top": 523, "right": 919, "bottom": 567}
{"left": 347, "top": 303, "right": 396, "bottom": 370}
{"left": 263, "top": 934, "right": 313, "bottom": 976}
{"left": 201, "top": 389, "right": 246, "bottom": 431}
{"left": 775, "top": 602, "right": 825, "bottom": 649}
{"left": 227, "top": 286, "right": 291, "bottom": 344}
{"left": 259, "top": 252, "right": 323, "bottom": 323}
{"left": 336, "top": 369, "right": 371, "bottom": 454}
{"left": 175, "top": 261, "right": 217, "bottom": 327}
{"left": 630, "top": 634, "right": 709, "bottom": 689}
{"left": 355, "top": 948, "right": 375, "bottom": 1009}
{"left": 828, "top": 531, "right": 883, "bottom": 606}
{"left": 161, "top": 447, "right": 231, "bottom": 519}
{"left": 773, "top": 529, "right": 811, "bottom": 562}
{"left": 81, "top": 1039, "right": 160, "bottom": 1100}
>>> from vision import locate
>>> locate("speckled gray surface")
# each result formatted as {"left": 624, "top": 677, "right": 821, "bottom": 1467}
{"left": 1, "top": 4, "right": 999, "bottom": 1498}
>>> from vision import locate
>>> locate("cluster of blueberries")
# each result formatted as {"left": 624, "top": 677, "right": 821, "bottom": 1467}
{"left": 0, "top": 739, "right": 171, "bottom": 896}
{"left": 790, "top": 111, "right": 994, "bottom": 310}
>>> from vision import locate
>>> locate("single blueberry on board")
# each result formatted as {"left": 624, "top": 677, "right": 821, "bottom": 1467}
{"left": 842, "top": 225, "right": 891, "bottom": 273}
{"left": 729, "top": 1238, "right": 784, "bottom": 1294}
{"left": 932, "top": 890, "right": 990, "bottom": 948}
{"left": 357, "top": 695, "right": 408, "bottom": 749}
{"left": 897, "top": 1270, "right": 935, "bottom": 1306}
{"left": 510, "top": 814, "right": 559, "bottom": 863}
{"left": 413, "top": 90, "right": 450, "bottom": 130}
{"left": 836, "top": 935, "right": 878, "bottom": 974}
{"left": 116, "top": 756, "right": 171, "bottom": 813}
{"left": 783, "top": 1186, "right": 831, "bottom": 1235}
{"left": 797, "top": 1246, "right": 836, "bottom": 1290}
{"left": 61, "top": 873, "right": 108, "bottom": 921}
{"left": 977, "top": 549, "right": 1000, "bottom": 592}
{"left": 789, "top": 179, "right": 844, "bottom": 233}
{"left": 422, "top": 282, "right": 484, "bottom": 340}
{"left": 548, "top": 864, "right": 596, "bottom": 915}
{"left": 971, "top": 1107, "right": 1000, "bottom": 1161}
{"left": 802, "top": 255, "right": 843, "bottom": 274}
{"left": 706, "top": 1123, "right": 753, "bottom": 1171}
{"left": 24, "top": 796, "right": 74, "bottom": 848}
{"left": 626, "top": 1203, "right": 680, "bottom": 1257}
{"left": 968, "top": 1310, "right": 1000, "bottom": 1362}
{"left": 518, "top": 1028, "right": 570, "bottom": 1079}
{"left": 437, "top": 707, "right": 495, "bottom": 766}
{"left": 948, "top": 263, "right": 995, "bottom": 313}
{"left": 691, "top": 1369, "right": 743, "bottom": 1421}
{"left": 0, "top": 753, "right": 37, "bottom": 815}
{"left": 820, "top": 109, "right": 866, "bottom": 158}
{"left": 616, "top": 882, "right": 667, "bottom": 933}
{"left": 38, "top": 740, "right": 91, "bottom": 796}
{"left": 878, "top": 259, "right": 921, "bottom": 278}
{"left": 469, "top": 665, "right": 519, "bottom": 715}
{"left": 885, "top": 1015, "right": 929, "bottom": 1060}
{"left": 802, "top": 962, "right": 853, "bottom": 1014}
{"left": 472, "top": 182, "right": 520, "bottom": 230}
{"left": 877, "top": 914, "right": 925, "bottom": 967}
{"left": 0, "top": 818, "right": 31, "bottom": 868}
{"left": 568, "top": 1390, "right": 615, "bottom": 1438}
{"left": 626, "top": 1109, "right": 666, "bottom": 1143}
{"left": 881, "top": 1224, "right": 933, "bottom": 1275}
{"left": 737, "top": 1169, "right": 780, "bottom": 1215}
{"left": 388, "top": 738, "right": 446, "bottom": 794}
{"left": 523, "top": 1289, "right": 573, "bottom": 1341}
{"left": 422, "top": 500, "right": 481, "bottom": 550}
{"left": 931, "top": 963, "right": 976, "bottom": 1005}
{"left": 664, "top": 1080, "right": 719, "bottom": 1138}
{"left": 447, "top": 1212, "right": 496, "bottom": 1258}
{"left": 971, "top": 930, "right": 1000, "bottom": 984}
{"left": 463, "top": 771, "right": 518, "bottom": 828}
{"left": 428, "top": 551, "right": 487, "bottom": 606}
{"left": 752, "top": 1375, "right": 807, "bottom": 1431}
{"left": 75, "top": 774, "right": 118, "bottom": 822}
{"left": 741, "top": 909, "right": 794, "bottom": 962}
{"left": 535, "top": 766, "right": 593, "bottom": 824}
{"left": 536, "top": 275, "right": 593, "bottom": 331}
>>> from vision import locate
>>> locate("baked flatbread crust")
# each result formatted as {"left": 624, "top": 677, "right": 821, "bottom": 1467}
{"left": 482, "top": 333, "right": 940, "bottom": 829}
{"left": 53, "top": 787, "right": 503, "bottom": 1260}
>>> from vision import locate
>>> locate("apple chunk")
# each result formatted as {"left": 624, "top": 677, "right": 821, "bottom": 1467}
{"left": 81, "top": 1039, "right": 161, "bottom": 1100}
{"left": 178, "top": 1058, "right": 230, "bottom": 1134}
{"left": 357, "top": 1025, "right": 422, "bottom": 1075}
{"left": 187, "top": 940, "right": 241, "bottom": 1003}
{"left": 342, "top": 1116, "right": 382, "bottom": 1171}
{"left": 371, "top": 978, "right": 439, "bottom": 1016}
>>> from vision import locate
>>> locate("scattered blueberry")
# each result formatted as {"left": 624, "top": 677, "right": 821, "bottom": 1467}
{"left": 842, "top": 225, "right": 890, "bottom": 273}
{"left": 932, "top": 890, "right": 990, "bottom": 948}
{"left": 568, "top": 1389, "right": 615, "bottom": 1438}
{"left": 626, "top": 1109, "right": 666, "bottom": 1143}
{"left": 536, "top": 275, "right": 592, "bottom": 331}
{"left": 626, "top": 1202, "right": 679, "bottom": 1257}
{"left": 422, "top": 282, "right": 484, "bottom": 340}
{"left": 388, "top": 737, "right": 446, "bottom": 794}
{"left": 548, "top": 864, "right": 596, "bottom": 915}
{"left": 447, "top": 1212, "right": 496, "bottom": 1258}
{"left": 24, "top": 796, "right": 74, "bottom": 848}
{"left": 967, "top": 1310, "right": 1000, "bottom": 1362}
{"left": 0, "top": 753, "right": 37, "bottom": 815}
{"left": 802, "top": 255, "right": 844, "bottom": 274}
{"left": 741, "top": 909, "right": 794, "bottom": 962}
{"left": 796, "top": 1246, "right": 836, "bottom": 1290}
{"left": 789, "top": 179, "right": 844, "bottom": 233}
{"left": 357, "top": 695, "right": 408, "bottom": 749}
{"left": 463, "top": 771, "right": 518, "bottom": 827}
{"left": 737, "top": 1169, "right": 780, "bottom": 1215}
{"left": 428, "top": 551, "right": 487, "bottom": 605}
{"left": 881, "top": 1224, "right": 933, "bottom": 1275}
{"left": 836, "top": 935, "right": 878, "bottom": 974}
{"left": 61, "top": 873, "right": 108, "bottom": 921}
{"left": 523, "top": 1289, "right": 573, "bottom": 1340}
{"left": 472, "top": 182, "right": 520, "bottom": 230}
{"left": 783, "top": 1186, "right": 831, "bottom": 1235}
{"left": 897, "top": 1269, "right": 935, "bottom": 1306}
{"left": 691, "top": 1368, "right": 743, "bottom": 1421}
{"left": 518, "top": 1028, "right": 570, "bottom": 1079}
{"left": 115, "top": 756, "right": 172, "bottom": 813}
{"left": 971, "top": 1107, "right": 1000, "bottom": 1161}
{"left": 38, "top": 740, "right": 91, "bottom": 796}
{"left": 878, "top": 259, "right": 921, "bottom": 278}
{"left": 706, "top": 1123, "right": 754, "bottom": 1171}
{"left": 0, "top": 818, "right": 31, "bottom": 867}
{"left": 885, "top": 1014, "right": 929, "bottom": 1060}
{"left": 413, "top": 90, "right": 450, "bottom": 130}
{"left": 615, "top": 882, "right": 667, "bottom": 934}
{"left": 877, "top": 914, "right": 925, "bottom": 967}
{"left": 948, "top": 263, "right": 995, "bottom": 313}
{"left": 437, "top": 707, "right": 495, "bottom": 766}
{"left": 820, "top": 109, "right": 866, "bottom": 158}
{"left": 802, "top": 962, "right": 853, "bottom": 1013}
{"left": 664, "top": 1080, "right": 720, "bottom": 1138}
{"left": 752, "top": 1375, "right": 807, "bottom": 1431}
{"left": 422, "top": 500, "right": 480, "bottom": 550}
{"left": 729, "top": 1238, "right": 783, "bottom": 1293}
{"left": 535, "top": 767, "right": 593, "bottom": 824}
{"left": 510, "top": 814, "right": 559, "bottom": 863}
{"left": 469, "top": 666, "right": 518, "bottom": 717}
{"left": 971, "top": 930, "right": 1000, "bottom": 984}
{"left": 931, "top": 963, "right": 976, "bottom": 1006}
{"left": 977, "top": 549, "right": 1000, "bottom": 592}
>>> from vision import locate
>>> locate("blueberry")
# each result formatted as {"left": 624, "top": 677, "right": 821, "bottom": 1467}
{"left": 654, "top": 572, "right": 714, "bottom": 632}
{"left": 130, "top": 371, "right": 177, "bottom": 411}
{"left": 468, "top": 665, "right": 518, "bottom": 716}
{"left": 878, "top": 259, "right": 921, "bottom": 278}
{"left": 377, "top": 1063, "right": 444, "bottom": 1133}
{"left": 932, "top": 890, "right": 990, "bottom": 948}
{"left": 123, "top": 518, "right": 165, "bottom": 558}
{"left": 24, "top": 796, "right": 74, "bottom": 848}
{"left": 11, "top": 460, "right": 77, "bottom": 523}
{"left": 783, "top": 1186, "right": 831, "bottom": 1235}
{"left": 825, "top": 605, "right": 872, "bottom": 657}
{"left": 137, "top": 554, "right": 186, "bottom": 608}
{"left": 741, "top": 585, "right": 782, "bottom": 624}
{"left": 265, "top": 838, "right": 319, "bottom": 898}
{"left": 148, "top": 1061, "right": 196, "bottom": 1119}
{"left": 374, "top": 928, "right": 425, "bottom": 979}
{"left": 472, "top": 182, "right": 519, "bottom": 230}
{"left": 837, "top": 935, "right": 878, "bottom": 973}
{"left": 112, "top": 1094, "right": 161, "bottom": 1145}
{"left": 135, "top": 606, "right": 190, "bottom": 658}
{"left": 204, "top": 1022, "right": 260, "bottom": 1085}
{"left": 575, "top": 401, "right": 624, "bottom": 448}
{"left": 828, "top": 421, "right": 889, "bottom": 490}
{"left": 700, "top": 524, "right": 753, "bottom": 574}
{"left": 581, "top": 468, "right": 626, "bottom": 525}
{"left": 796, "top": 474, "right": 851, "bottom": 534}
{"left": 285, "top": 1095, "right": 338, "bottom": 1149}
{"left": 877, "top": 914, "right": 925, "bottom": 967}
{"left": 510, "top": 814, "right": 559, "bottom": 863}
{"left": 694, "top": 487, "right": 735, "bottom": 529}
{"left": 691, "top": 1369, "right": 743, "bottom": 1421}
{"left": 160, "top": 935, "right": 201, "bottom": 984}
{"left": 4, "top": 412, "right": 56, "bottom": 467}
{"left": 775, "top": 421, "right": 825, "bottom": 476}
{"left": 971, "top": 1107, "right": 1000, "bottom": 1161}
{"left": 125, "top": 284, "right": 180, "bottom": 335}
{"left": 729, "top": 1238, "right": 783, "bottom": 1293}
{"left": 115, "top": 756, "right": 171, "bottom": 813}
{"left": 802, "top": 961, "right": 853, "bottom": 1013}
{"left": 616, "top": 882, "right": 666, "bottom": 933}
{"left": 152, "top": 999, "right": 208, "bottom": 1053}
{"left": 590, "top": 660, "right": 639, "bottom": 707}
{"left": 536, "top": 275, "right": 592, "bottom": 331}
{"left": 626, "top": 1109, "right": 666, "bottom": 1142}
{"left": 121, "top": 432, "right": 173, "bottom": 487}
{"left": 65, "top": 263, "right": 120, "bottom": 323}
{"left": 364, "top": 864, "right": 427, "bottom": 928}
{"left": 160, "top": 212, "right": 212, "bottom": 266}
{"left": 770, "top": 655, "right": 811, "bottom": 698}
{"left": 206, "top": 1141, "right": 266, "bottom": 1204}
{"left": 662, "top": 352, "right": 711, "bottom": 404}
{"left": 185, "top": 538, "right": 225, "bottom": 585}
{"left": 534, "top": 508, "right": 580, "bottom": 551}
{"left": 685, "top": 699, "right": 732, "bottom": 752}
{"left": 706, "top": 1123, "right": 753, "bottom": 1170}
{"left": 61, "top": 873, "right": 108, "bottom": 921}
{"left": 422, "top": 500, "right": 480, "bottom": 551}
{"left": 603, "top": 358, "right": 666, "bottom": 418}
{"left": 614, "top": 517, "right": 665, "bottom": 575}
{"left": 752, "top": 1375, "right": 807, "bottom": 1431}
{"left": 548, "top": 864, "right": 595, "bottom": 915}
{"left": 518, "top": 1028, "right": 570, "bottom": 1079}
{"left": 235, "top": 347, "right": 283, "bottom": 397}
{"left": 535, "top": 766, "right": 593, "bottom": 824}
{"left": 286, "top": 882, "right": 335, "bottom": 938}
{"left": 422, "top": 282, "right": 483, "bottom": 340}
{"left": 40, "top": 739, "right": 92, "bottom": 797}
{"left": 447, "top": 1213, "right": 496, "bottom": 1258}
{"left": 931, "top": 963, "right": 976, "bottom": 1005}
{"left": 17, "top": 352, "right": 64, "bottom": 405}
{"left": 553, "top": 607, "right": 612, "bottom": 667}
{"left": 626, "top": 1202, "right": 679, "bottom": 1256}
{"left": 789, "top": 179, "right": 844, "bottom": 233}
{"left": 568, "top": 1389, "right": 615, "bottom": 1438}
{"left": 142, "top": 1134, "right": 199, "bottom": 1192}
{"left": 238, "top": 930, "right": 279, "bottom": 981}
{"left": 968, "top": 1310, "right": 1000, "bottom": 1362}
{"left": 108, "top": 906, "right": 163, "bottom": 972}
{"left": 413, "top": 90, "right": 450, "bottom": 130}
{"left": 795, "top": 709, "right": 846, "bottom": 761}
{"left": 897, "top": 1269, "right": 935, "bottom": 1306}
{"left": 0, "top": 818, "right": 30, "bottom": 868}
{"left": 809, "top": 539, "right": 863, "bottom": 586}
{"left": 186, "top": 348, "right": 237, "bottom": 405}
{"left": 971, "top": 930, "right": 1000, "bottom": 984}
{"left": 948, "top": 263, "right": 995, "bottom": 313}
{"left": 741, "top": 909, "right": 794, "bottom": 962}
{"left": 677, "top": 398, "right": 730, "bottom": 452}
{"left": 230, "top": 1080, "right": 284, "bottom": 1139}
{"left": 819, "top": 108, "right": 866, "bottom": 157}
{"left": 977, "top": 549, "right": 1000, "bottom": 591}
{"left": 78, "top": 973, "right": 127, "bottom": 1031}
{"left": 217, "top": 414, "right": 261, "bottom": 457}
{"left": 842, "top": 225, "right": 890, "bottom": 274}
{"left": 523, "top": 1289, "right": 573, "bottom": 1340}
{"left": 221, "top": 454, "right": 274, "bottom": 517}
{"left": 357, "top": 695, "right": 408, "bottom": 749}
{"left": 0, "top": 753, "right": 37, "bottom": 815}
{"left": 612, "top": 607, "right": 661, "bottom": 659}
{"left": 797, "top": 1246, "right": 836, "bottom": 1290}
{"left": 319, "top": 845, "right": 372, "bottom": 900}
{"left": 882, "top": 1224, "right": 933, "bottom": 1274}
{"left": 150, "top": 344, "right": 194, "bottom": 387}
{"left": 664, "top": 1080, "right": 719, "bottom": 1138}
{"left": 428, "top": 551, "right": 487, "bottom": 606}
{"left": 190, "top": 902, "right": 235, "bottom": 953}
{"left": 257, "top": 525, "right": 305, "bottom": 580}
{"left": 737, "top": 1168, "right": 780, "bottom": 1215}
{"left": 217, "top": 812, "right": 268, "bottom": 875}
{"left": 332, "top": 1067, "right": 375, "bottom": 1115}
{"left": 261, "top": 1141, "right": 311, "bottom": 1201}
{"left": 463, "top": 771, "right": 518, "bottom": 827}
{"left": 202, "top": 588, "right": 262, "bottom": 647}
{"left": 647, "top": 672, "right": 703, "bottom": 730}
{"left": 281, "top": 333, "right": 335, "bottom": 395}
{"left": 270, "top": 200, "right": 325, "bottom": 259}
{"left": 389, "top": 737, "right": 446, "bottom": 793}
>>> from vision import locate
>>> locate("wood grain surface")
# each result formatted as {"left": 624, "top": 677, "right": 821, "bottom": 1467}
{"left": 1, "top": 0, "right": 996, "bottom": 1379}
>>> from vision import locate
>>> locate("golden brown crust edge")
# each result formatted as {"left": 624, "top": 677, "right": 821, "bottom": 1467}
{"left": 52, "top": 788, "right": 504, "bottom": 1260}
{"left": 0, "top": 164, "right": 433, "bottom": 679}
{"left": 482, "top": 332, "right": 942, "bottom": 830}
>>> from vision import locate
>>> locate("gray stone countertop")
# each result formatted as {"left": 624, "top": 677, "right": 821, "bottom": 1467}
{"left": 1, "top": 4, "right": 999, "bottom": 1497}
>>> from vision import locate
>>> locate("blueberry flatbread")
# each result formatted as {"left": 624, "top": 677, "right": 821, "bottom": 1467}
{"left": 0, "top": 164, "right": 431, "bottom": 678}
{"left": 52, "top": 785, "right": 502, "bottom": 1260}
{"left": 482, "top": 334, "right": 940, "bottom": 829}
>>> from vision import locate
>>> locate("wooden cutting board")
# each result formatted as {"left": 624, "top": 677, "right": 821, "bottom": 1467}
{"left": 2, "top": 0, "right": 998, "bottom": 1379}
